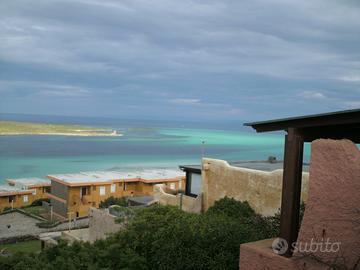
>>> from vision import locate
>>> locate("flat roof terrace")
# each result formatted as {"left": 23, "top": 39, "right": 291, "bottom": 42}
{"left": 0, "top": 185, "right": 33, "bottom": 197}
{"left": 6, "top": 177, "right": 51, "bottom": 188}
{"left": 48, "top": 169, "right": 185, "bottom": 186}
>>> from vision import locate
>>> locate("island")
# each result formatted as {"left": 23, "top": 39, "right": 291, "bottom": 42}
{"left": 0, "top": 121, "right": 122, "bottom": 137}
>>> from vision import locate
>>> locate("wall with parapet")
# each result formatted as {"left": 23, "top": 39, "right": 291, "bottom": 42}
{"left": 153, "top": 184, "right": 202, "bottom": 213}
{"left": 202, "top": 158, "right": 309, "bottom": 216}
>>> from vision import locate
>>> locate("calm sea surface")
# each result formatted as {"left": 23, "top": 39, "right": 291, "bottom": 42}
{"left": 0, "top": 114, "right": 311, "bottom": 183}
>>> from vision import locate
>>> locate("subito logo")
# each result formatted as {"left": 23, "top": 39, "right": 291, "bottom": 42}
{"left": 272, "top": 237, "right": 288, "bottom": 255}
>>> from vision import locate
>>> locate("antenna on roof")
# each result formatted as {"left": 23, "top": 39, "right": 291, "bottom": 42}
{"left": 201, "top": 141, "right": 206, "bottom": 158}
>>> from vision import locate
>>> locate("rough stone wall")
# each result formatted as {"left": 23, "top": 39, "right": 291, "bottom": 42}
{"left": 202, "top": 158, "right": 309, "bottom": 216}
{"left": 88, "top": 207, "right": 123, "bottom": 243}
{"left": 240, "top": 139, "right": 360, "bottom": 270}
{"left": 294, "top": 139, "right": 360, "bottom": 269}
{"left": 153, "top": 184, "right": 202, "bottom": 213}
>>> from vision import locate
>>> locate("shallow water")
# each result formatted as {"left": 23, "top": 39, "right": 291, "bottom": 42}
{"left": 0, "top": 115, "right": 311, "bottom": 182}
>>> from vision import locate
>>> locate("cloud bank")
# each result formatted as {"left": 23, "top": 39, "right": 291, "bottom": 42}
{"left": 0, "top": 0, "right": 359, "bottom": 120}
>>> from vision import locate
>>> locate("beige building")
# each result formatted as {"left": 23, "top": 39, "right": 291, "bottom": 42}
{"left": 6, "top": 177, "right": 51, "bottom": 201}
{"left": 0, "top": 177, "right": 51, "bottom": 212}
{"left": 0, "top": 185, "right": 33, "bottom": 212}
{"left": 47, "top": 170, "right": 185, "bottom": 218}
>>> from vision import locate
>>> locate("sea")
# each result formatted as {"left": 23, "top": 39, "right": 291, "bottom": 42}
{"left": 0, "top": 113, "right": 311, "bottom": 183}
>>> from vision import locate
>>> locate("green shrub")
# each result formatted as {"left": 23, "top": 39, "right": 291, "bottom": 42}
{"left": 99, "top": 196, "right": 127, "bottom": 208}
{"left": 206, "top": 196, "right": 255, "bottom": 219}
{"left": 31, "top": 198, "right": 50, "bottom": 207}
{"left": 0, "top": 198, "right": 286, "bottom": 270}
{"left": 36, "top": 220, "right": 60, "bottom": 228}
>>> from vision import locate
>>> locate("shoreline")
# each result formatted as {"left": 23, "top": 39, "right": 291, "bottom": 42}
{"left": 0, "top": 121, "right": 123, "bottom": 137}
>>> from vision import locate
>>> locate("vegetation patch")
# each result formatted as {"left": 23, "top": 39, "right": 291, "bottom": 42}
{"left": 0, "top": 240, "right": 41, "bottom": 254}
{"left": 99, "top": 196, "right": 128, "bottom": 208}
{"left": 30, "top": 199, "right": 50, "bottom": 207}
{"left": 0, "top": 197, "right": 304, "bottom": 270}
{"left": 21, "top": 206, "right": 45, "bottom": 217}
{"left": 36, "top": 220, "right": 61, "bottom": 228}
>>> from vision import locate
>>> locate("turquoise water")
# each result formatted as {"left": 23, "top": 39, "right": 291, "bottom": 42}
{"left": 0, "top": 115, "right": 311, "bottom": 183}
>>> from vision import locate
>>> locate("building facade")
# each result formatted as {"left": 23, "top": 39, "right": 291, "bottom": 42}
{"left": 6, "top": 177, "right": 51, "bottom": 201}
{"left": 0, "top": 178, "right": 51, "bottom": 212}
{"left": 0, "top": 185, "right": 33, "bottom": 212}
{"left": 47, "top": 170, "right": 185, "bottom": 218}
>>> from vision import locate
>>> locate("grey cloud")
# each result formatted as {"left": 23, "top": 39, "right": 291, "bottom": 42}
{"left": 0, "top": 0, "right": 359, "bottom": 119}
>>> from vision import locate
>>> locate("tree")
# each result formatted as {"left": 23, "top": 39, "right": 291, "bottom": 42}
{"left": 0, "top": 198, "right": 282, "bottom": 270}
{"left": 99, "top": 196, "right": 127, "bottom": 208}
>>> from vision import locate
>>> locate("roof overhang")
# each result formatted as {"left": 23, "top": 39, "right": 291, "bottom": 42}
{"left": 0, "top": 190, "right": 33, "bottom": 197}
{"left": 179, "top": 165, "right": 202, "bottom": 174}
{"left": 244, "top": 109, "right": 360, "bottom": 143}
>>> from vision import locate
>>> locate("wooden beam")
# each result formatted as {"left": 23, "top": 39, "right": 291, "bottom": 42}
{"left": 299, "top": 125, "right": 360, "bottom": 143}
{"left": 279, "top": 128, "right": 304, "bottom": 257}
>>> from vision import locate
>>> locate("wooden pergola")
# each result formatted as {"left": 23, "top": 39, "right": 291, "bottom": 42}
{"left": 244, "top": 109, "right": 360, "bottom": 257}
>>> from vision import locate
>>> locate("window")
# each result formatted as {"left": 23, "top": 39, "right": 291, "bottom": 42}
{"left": 99, "top": 186, "right": 106, "bottom": 196}
{"left": 32, "top": 189, "right": 37, "bottom": 195}
{"left": 8, "top": 195, "right": 16, "bottom": 203}
{"left": 123, "top": 182, "right": 126, "bottom": 191}
{"left": 93, "top": 186, "right": 96, "bottom": 191}
{"left": 23, "top": 195, "right": 29, "bottom": 203}
{"left": 190, "top": 173, "right": 202, "bottom": 195}
{"left": 170, "top": 183, "right": 176, "bottom": 190}
{"left": 111, "top": 184, "right": 116, "bottom": 193}
{"left": 81, "top": 187, "right": 89, "bottom": 197}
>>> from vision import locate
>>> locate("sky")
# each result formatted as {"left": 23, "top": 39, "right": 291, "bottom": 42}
{"left": 0, "top": 0, "right": 359, "bottom": 121}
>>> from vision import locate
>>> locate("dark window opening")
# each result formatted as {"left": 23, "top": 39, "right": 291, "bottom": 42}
{"left": 81, "top": 187, "right": 89, "bottom": 197}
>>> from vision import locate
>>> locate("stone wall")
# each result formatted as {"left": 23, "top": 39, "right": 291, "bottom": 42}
{"left": 153, "top": 184, "right": 202, "bottom": 213}
{"left": 88, "top": 207, "right": 123, "bottom": 242}
{"left": 294, "top": 139, "right": 360, "bottom": 269}
{"left": 202, "top": 158, "right": 309, "bottom": 216}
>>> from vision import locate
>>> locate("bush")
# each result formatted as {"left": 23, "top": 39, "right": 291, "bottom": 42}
{"left": 99, "top": 196, "right": 127, "bottom": 208}
{"left": 31, "top": 198, "right": 50, "bottom": 207}
{"left": 0, "top": 198, "right": 285, "bottom": 270}
{"left": 36, "top": 220, "right": 60, "bottom": 228}
{"left": 206, "top": 196, "right": 255, "bottom": 219}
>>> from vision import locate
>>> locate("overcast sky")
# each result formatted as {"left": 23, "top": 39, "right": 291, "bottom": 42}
{"left": 0, "top": 0, "right": 359, "bottom": 121}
